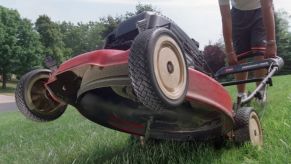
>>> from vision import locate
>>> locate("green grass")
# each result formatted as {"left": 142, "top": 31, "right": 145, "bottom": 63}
{"left": 0, "top": 75, "right": 291, "bottom": 164}
{"left": 0, "top": 81, "right": 17, "bottom": 95}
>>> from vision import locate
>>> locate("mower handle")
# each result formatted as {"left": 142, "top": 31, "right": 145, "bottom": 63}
{"left": 240, "top": 66, "right": 278, "bottom": 106}
{"left": 239, "top": 57, "right": 283, "bottom": 105}
{"left": 215, "top": 56, "right": 284, "bottom": 79}
{"left": 268, "top": 56, "right": 284, "bottom": 71}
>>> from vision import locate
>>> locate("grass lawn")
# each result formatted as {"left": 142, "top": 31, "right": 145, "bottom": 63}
{"left": 0, "top": 81, "right": 17, "bottom": 96}
{"left": 0, "top": 75, "right": 290, "bottom": 163}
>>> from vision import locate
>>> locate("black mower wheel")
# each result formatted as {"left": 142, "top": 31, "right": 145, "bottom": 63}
{"left": 15, "top": 69, "right": 67, "bottom": 122}
{"left": 129, "top": 28, "right": 188, "bottom": 111}
{"left": 234, "top": 107, "right": 263, "bottom": 146}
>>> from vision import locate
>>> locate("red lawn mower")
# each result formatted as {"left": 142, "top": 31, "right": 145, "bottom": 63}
{"left": 15, "top": 12, "right": 283, "bottom": 146}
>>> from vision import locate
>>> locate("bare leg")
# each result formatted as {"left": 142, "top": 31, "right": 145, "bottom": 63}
{"left": 253, "top": 55, "right": 268, "bottom": 102}
{"left": 254, "top": 55, "right": 267, "bottom": 86}
{"left": 235, "top": 59, "right": 248, "bottom": 93}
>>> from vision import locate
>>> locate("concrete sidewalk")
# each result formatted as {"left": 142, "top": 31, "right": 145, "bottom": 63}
{"left": 0, "top": 102, "right": 17, "bottom": 112}
{"left": 0, "top": 95, "right": 17, "bottom": 112}
{"left": 0, "top": 95, "right": 15, "bottom": 104}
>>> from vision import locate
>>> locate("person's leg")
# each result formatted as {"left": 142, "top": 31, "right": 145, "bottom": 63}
{"left": 250, "top": 8, "right": 269, "bottom": 85}
{"left": 235, "top": 59, "right": 248, "bottom": 94}
{"left": 250, "top": 8, "right": 268, "bottom": 102}
{"left": 252, "top": 52, "right": 268, "bottom": 102}
{"left": 253, "top": 55, "right": 267, "bottom": 86}
{"left": 231, "top": 8, "right": 252, "bottom": 98}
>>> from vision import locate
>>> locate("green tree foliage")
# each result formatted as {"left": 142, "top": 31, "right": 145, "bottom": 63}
{"left": 59, "top": 21, "right": 104, "bottom": 56}
{"left": 34, "top": 3, "right": 157, "bottom": 59}
{"left": 135, "top": 3, "right": 157, "bottom": 15}
{"left": 0, "top": 6, "right": 42, "bottom": 88}
{"left": 124, "top": 3, "right": 158, "bottom": 18}
{"left": 203, "top": 44, "right": 226, "bottom": 73}
{"left": 99, "top": 15, "right": 123, "bottom": 38}
{"left": 35, "top": 15, "right": 71, "bottom": 64}
{"left": 275, "top": 11, "right": 291, "bottom": 75}
{"left": 59, "top": 3, "right": 158, "bottom": 56}
{"left": 14, "top": 19, "right": 43, "bottom": 75}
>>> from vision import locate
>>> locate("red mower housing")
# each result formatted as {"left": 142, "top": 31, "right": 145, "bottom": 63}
{"left": 16, "top": 12, "right": 283, "bottom": 145}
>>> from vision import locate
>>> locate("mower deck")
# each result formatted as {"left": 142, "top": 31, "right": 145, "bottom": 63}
{"left": 45, "top": 49, "right": 234, "bottom": 140}
{"left": 15, "top": 11, "right": 283, "bottom": 146}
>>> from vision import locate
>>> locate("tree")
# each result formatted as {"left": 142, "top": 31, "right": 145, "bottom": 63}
{"left": 203, "top": 44, "right": 226, "bottom": 73}
{"left": 124, "top": 3, "right": 158, "bottom": 18}
{"left": 59, "top": 3, "right": 158, "bottom": 56}
{"left": 13, "top": 19, "right": 43, "bottom": 76}
{"left": 35, "top": 15, "right": 71, "bottom": 64}
{"left": 99, "top": 15, "right": 123, "bottom": 38}
{"left": 59, "top": 21, "right": 104, "bottom": 57}
{"left": 0, "top": 6, "right": 42, "bottom": 88}
{"left": 86, "top": 22, "right": 105, "bottom": 52}
{"left": 275, "top": 10, "right": 291, "bottom": 75}
{"left": 59, "top": 21, "right": 87, "bottom": 56}
{"left": 135, "top": 3, "right": 157, "bottom": 15}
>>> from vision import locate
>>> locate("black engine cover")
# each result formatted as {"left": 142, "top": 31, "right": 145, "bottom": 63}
{"left": 104, "top": 12, "right": 210, "bottom": 74}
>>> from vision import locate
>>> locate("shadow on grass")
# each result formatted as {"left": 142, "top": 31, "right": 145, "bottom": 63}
{"left": 91, "top": 138, "right": 237, "bottom": 164}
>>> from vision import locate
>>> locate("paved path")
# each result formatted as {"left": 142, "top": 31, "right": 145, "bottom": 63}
{"left": 0, "top": 95, "right": 15, "bottom": 103}
{"left": 0, "top": 95, "right": 17, "bottom": 112}
{"left": 0, "top": 102, "right": 17, "bottom": 112}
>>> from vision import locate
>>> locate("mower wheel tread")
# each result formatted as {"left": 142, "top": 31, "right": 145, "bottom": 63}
{"left": 234, "top": 107, "right": 263, "bottom": 146}
{"left": 16, "top": 70, "right": 46, "bottom": 122}
{"left": 129, "top": 29, "right": 167, "bottom": 111}
{"left": 234, "top": 107, "right": 252, "bottom": 143}
{"left": 15, "top": 69, "right": 66, "bottom": 122}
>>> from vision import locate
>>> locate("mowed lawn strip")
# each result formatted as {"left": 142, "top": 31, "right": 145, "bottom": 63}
{"left": 0, "top": 75, "right": 290, "bottom": 164}
{"left": 0, "top": 81, "right": 17, "bottom": 96}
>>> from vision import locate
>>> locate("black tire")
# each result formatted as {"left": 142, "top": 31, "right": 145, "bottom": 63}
{"left": 129, "top": 28, "right": 188, "bottom": 111}
{"left": 234, "top": 107, "right": 263, "bottom": 146}
{"left": 15, "top": 69, "right": 67, "bottom": 122}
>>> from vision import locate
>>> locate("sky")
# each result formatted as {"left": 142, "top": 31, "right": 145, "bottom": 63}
{"left": 1, "top": 0, "right": 290, "bottom": 48}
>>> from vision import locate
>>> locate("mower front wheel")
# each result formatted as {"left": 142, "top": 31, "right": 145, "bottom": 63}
{"left": 129, "top": 28, "right": 188, "bottom": 111}
{"left": 15, "top": 69, "right": 67, "bottom": 122}
{"left": 234, "top": 107, "right": 263, "bottom": 147}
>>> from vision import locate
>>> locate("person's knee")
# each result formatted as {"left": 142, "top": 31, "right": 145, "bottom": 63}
{"left": 252, "top": 51, "right": 265, "bottom": 61}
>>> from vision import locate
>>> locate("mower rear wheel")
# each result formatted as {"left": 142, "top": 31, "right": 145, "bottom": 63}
{"left": 129, "top": 28, "right": 188, "bottom": 110}
{"left": 234, "top": 107, "right": 263, "bottom": 147}
{"left": 15, "top": 69, "right": 67, "bottom": 122}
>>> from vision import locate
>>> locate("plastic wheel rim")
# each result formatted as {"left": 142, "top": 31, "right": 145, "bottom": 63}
{"left": 153, "top": 35, "right": 187, "bottom": 100}
{"left": 249, "top": 112, "right": 263, "bottom": 146}
{"left": 26, "top": 74, "right": 62, "bottom": 115}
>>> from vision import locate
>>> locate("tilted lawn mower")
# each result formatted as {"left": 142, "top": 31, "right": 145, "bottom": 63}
{"left": 15, "top": 12, "right": 284, "bottom": 146}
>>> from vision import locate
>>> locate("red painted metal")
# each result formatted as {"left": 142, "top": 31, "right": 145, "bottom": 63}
{"left": 56, "top": 49, "right": 129, "bottom": 74}
{"left": 186, "top": 68, "right": 234, "bottom": 119}
{"left": 47, "top": 49, "right": 234, "bottom": 122}
{"left": 108, "top": 115, "right": 145, "bottom": 135}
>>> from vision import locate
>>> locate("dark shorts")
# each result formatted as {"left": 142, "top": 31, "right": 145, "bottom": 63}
{"left": 231, "top": 7, "right": 266, "bottom": 60}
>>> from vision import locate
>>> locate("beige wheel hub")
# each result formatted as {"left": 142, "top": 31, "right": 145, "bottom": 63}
{"left": 153, "top": 35, "right": 187, "bottom": 100}
{"left": 249, "top": 112, "right": 263, "bottom": 146}
{"left": 26, "top": 74, "right": 61, "bottom": 114}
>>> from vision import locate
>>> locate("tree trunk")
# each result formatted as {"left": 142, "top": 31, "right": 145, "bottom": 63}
{"left": 2, "top": 72, "right": 7, "bottom": 89}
